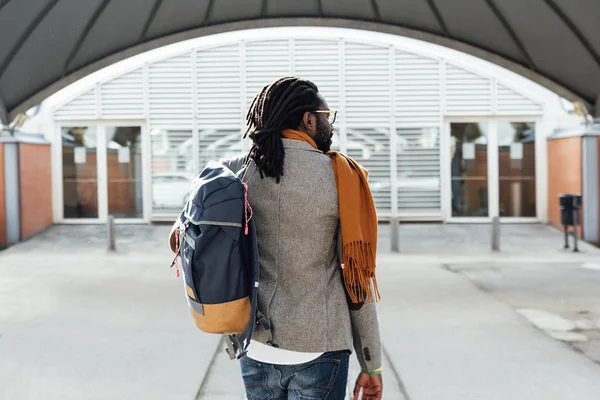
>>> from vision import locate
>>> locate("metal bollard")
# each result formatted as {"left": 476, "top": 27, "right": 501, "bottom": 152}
{"left": 491, "top": 216, "right": 500, "bottom": 252}
{"left": 108, "top": 215, "right": 116, "bottom": 251}
{"left": 390, "top": 217, "right": 400, "bottom": 253}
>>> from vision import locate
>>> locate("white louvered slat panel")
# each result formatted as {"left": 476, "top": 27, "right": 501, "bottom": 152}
{"left": 54, "top": 89, "right": 96, "bottom": 120}
{"left": 198, "top": 128, "right": 244, "bottom": 169}
{"left": 344, "top": 43, "right": 391, "bottom": 213}
{"left": 151, "top": 129, "right": 194, "bottom": 214}
{"left": 396, "top": 128, "right": 441, "bottom": 213}
{"left": 395, "top": 51, "right": 441, "bottom": 126}
{"left": 148, "top": 53, "right": 193, "bottom": 129}
{"left": 197, "top": 45, "right": 243, "bottom": 126}
{"left": 347, "top": 128, "right": 391, "bottom": 213}
{"left": 244, "top": 40, "right": 291, "bottom": 107}
{"left": 446, "top": 64, "right": 492, "bottom": 115}
{"left": 100, "top": 68, "right": 144, "bottom": 118}
{"left": 497, "top": 84, "right": 543, "bottom": 115}
{"left": 294, "top": 40, "right": 341, "bottom": 111}
{"left": 345, "top": 43, "right": 391, "bottom": 125}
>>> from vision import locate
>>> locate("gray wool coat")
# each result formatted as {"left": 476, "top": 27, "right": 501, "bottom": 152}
{"left": 221, "top": 139, "right": 382, "bottom": 372}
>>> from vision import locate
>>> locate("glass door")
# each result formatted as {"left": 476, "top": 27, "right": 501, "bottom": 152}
{"left": 61, "top": 126, "right": 100, "bottom": 220}
{"left": 60, "top": 124, "right": 146, "bottom": 222}
{"left": 497, "top": 121, "right": 537, "bottom": 218}
{"left": 105, "top": 126, "right": 144, "bottom": 219}
{"left": 448, "top": 122, "right": 490, "bottom": 219}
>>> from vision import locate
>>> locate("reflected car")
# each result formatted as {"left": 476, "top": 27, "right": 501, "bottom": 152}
{"left": 152, "top": 172, "right": 195, "bottom": 209}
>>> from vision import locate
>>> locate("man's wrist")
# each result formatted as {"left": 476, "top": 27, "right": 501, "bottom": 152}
{"left": 361, "top": 367, "right": 382, "bottom": 375}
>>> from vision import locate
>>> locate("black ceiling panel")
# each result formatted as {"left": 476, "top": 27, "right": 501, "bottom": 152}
{"left": 435, "top": 0, "right": 527, "bottom": 64}
{"left": 495, "top": 0, "right": 600, "bottom": 102}
{"left": 321, "top": 0, "right": 376, "bottom": 20}
{"left": 377, "top": 0, "right": 444, "bottom": 34}
{"left": 1, "top": 0, "right": 600, "bottom": 120}
{"left": 553, "top": 0, "right": 600, "bottom": 60}
{"left": 0, "top": 0, "right": 49, "bottom": 69}
{"left": 68, "top": 0, "right": 154, "bottom": 71}
{"left": 209, "top": 0, "right": 262, "bottom": 24}
{"left": 0, "top": 0, "right": 105, "bottom": 108}
{"left": 146, "top": 0, "right": 211, "bottom": 39}
{"left": 266, "top": 0, "right": 321, "bottom": 17}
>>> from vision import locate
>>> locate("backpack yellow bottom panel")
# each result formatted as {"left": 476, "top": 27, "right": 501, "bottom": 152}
{"left": 190, "top": 296, "right": 251, "bottom": 335}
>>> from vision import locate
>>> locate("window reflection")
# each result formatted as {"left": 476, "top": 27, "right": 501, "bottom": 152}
{"left": 62, "top": 126, "right": 98, "bottom": 219}
{"left": 199, "top": 129, "right": 243, "bottom": 167}
{"left": 450, "top": 123, "right": 489, "bottom": 217}
{"left": 151, "top": 129, "right": 194, "bottom": 212}
{"left": 498, "top": 122, "right": 536, "bottom": 217}
{"left": 106, "top": 126, "right": 143, "bottom": 218}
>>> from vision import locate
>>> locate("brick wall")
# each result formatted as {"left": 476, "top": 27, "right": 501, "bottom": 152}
{"left": 18, "top": 143, "right": 52, "bottom": 240}
{"left": 547, "top": 137, "right": 583, "bottom": 236}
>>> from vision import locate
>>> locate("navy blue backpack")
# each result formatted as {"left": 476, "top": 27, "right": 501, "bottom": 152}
{"left": 170, "top": 160, "right": 260, "bottom": 359}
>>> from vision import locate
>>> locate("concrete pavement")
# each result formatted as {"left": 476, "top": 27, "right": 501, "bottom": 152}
{"left": 1, "top": 223, "right": 600, "bottom": 399}
{"left": 448, "top": 261, "right": 600, "bottom": 365}
{"left": 375, "top": 257, "right": 600, "bottom": 400}
{"left": 0, "top": 229, "right": 219, "bottom": 400}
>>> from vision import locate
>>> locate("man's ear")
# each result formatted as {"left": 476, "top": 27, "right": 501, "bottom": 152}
{"left": 301, "top": 111, "right": 315, "bottom": 131}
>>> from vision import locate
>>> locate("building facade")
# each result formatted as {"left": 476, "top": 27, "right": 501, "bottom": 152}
{"left": 48, "top": 28, "right": 566, "bottom": 224}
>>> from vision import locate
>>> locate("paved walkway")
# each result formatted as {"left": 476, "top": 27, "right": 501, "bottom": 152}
{"left": 1, "top": 223, "right": 599, "bottom": 399}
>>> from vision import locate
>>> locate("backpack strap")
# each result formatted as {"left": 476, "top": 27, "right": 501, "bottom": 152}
{"left": 256, "top": 311, "right": 277, "bottom": 347}
{"left": 223, "top": 153, "right": 279, "bottom": 359}
{"left": 236, "top": 153, "right": 253, "bottom": 183}
{"left": 224, "top": 310, "right": 277, "bottom": 360}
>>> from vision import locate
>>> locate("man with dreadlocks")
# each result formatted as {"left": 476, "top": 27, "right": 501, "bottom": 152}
{"left": 222, "top": 77, "right": 383, "bottom": 400}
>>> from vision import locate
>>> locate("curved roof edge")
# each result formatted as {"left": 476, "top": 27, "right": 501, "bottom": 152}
{"left": 7, "top": 18, "right": 592, "bottom": 123}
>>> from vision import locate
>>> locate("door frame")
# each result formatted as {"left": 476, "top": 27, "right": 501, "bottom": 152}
{"left": 53, "top": 120, "right": 150, "bottom": 224}
{"left": 441, "top": 116, "right": 542, "bottom": 223}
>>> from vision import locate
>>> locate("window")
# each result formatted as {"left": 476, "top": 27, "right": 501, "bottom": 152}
{"left": 151, "top": 129, "right": 194, "bottom": 213}
{"left": 497, "top": 122, "right": 536, "bottom": 217}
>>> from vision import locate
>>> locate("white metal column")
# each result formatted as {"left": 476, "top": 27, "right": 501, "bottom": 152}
{"left": 488, "top": 119, "right": 500, "bottom": 219}
{"left": 388, "top": 46, "right": 398, "bottom": 217}
{"left": 338, "top": 40, "right": 347, "bottom": 153}
{"left": 439, "top": 61, "right": 448, "bottom": 220}
{"left": 240, "top": 41, "right": 250, "bottom": 153}
{"left": 191, "top": 49, "right": 201, "bottom": 173}
{"left": 535, "top": 118, "right": 549, "bottom": 223}
{"left": 97, "top": 125, "right": 109, "bottom": 222}
{"left": 52, "top": 124, "right": 63, "bottom": 222}
{"left": 440, "top": 120, "right": 451, "bottom": 221}
{"left": 141, "top": 123, "right": 152, "bottom": 222}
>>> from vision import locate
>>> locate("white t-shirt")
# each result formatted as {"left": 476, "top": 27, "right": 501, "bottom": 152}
{"left": 245, "top": 340, "right": 323, "bottom": 365}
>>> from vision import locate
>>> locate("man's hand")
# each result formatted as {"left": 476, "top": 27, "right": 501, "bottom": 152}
{"left": 353, "top": 372, "right": 383, "bottom": 400}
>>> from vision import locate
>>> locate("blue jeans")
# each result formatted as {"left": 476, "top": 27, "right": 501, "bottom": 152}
{"left": 240, "top": 350, "right": 350, "bottom": 399}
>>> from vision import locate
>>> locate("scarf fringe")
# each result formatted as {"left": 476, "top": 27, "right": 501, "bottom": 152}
{"left": 342, "top": 241, "right": 381, "bottom": 304}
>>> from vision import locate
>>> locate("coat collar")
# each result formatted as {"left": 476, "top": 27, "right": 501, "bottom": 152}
{"left": 281, "top": 138, "right": 323, "bottom": 153}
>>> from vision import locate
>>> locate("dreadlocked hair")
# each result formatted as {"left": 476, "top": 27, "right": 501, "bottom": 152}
{"left": 244, "top": 77, "right": 321, "bottom": 183}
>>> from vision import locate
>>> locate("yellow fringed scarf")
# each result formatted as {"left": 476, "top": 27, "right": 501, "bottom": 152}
{"left": 282, "top": 129, "right": 380, "bottom": 303}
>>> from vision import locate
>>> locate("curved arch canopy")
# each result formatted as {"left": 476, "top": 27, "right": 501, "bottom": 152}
{"left": 0, "top": 0, "right": 599, "bottom": 124}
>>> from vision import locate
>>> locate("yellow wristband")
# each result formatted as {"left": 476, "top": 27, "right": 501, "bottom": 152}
{"left": 362, "top": 367, "right": 382, "bottom": 375}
